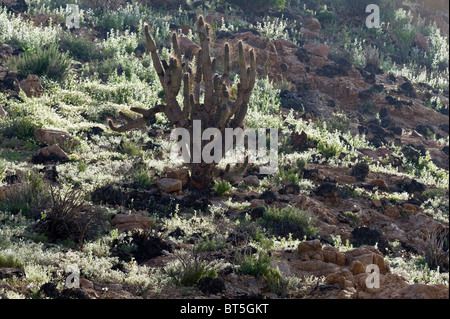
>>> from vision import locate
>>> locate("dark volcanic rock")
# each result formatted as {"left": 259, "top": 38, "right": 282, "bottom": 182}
{"left": 314, "top": 182, "right": 339, "bottom": 198}
{"left": 316, "top": 64, "right": 348, "bottom": 78}
{"left": 351, "top": 162, "right": 370, "bottom": 182}
{"left": 91, "top": 184, "right": 127, "bottom": 206}
{"left": 259, "top": 189, "right": 277, "bottom": 204}
{"left": 351, "top": 227, "right": 392, "bottom": 254}
{"left": 198, "top": 277, "right": 226, "bottom": 295}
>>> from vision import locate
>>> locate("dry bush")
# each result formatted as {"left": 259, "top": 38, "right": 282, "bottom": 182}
{"left": 34, "top": 187, "right": 106, "bottom": 248}
{"left": 81, "top": 0, "right": 127, "bottom": 10}
{"left": 365, "top": 45, "right": 380, "bottom": 69}
{"left": 425, "top": 225, "right": 449, "bottom": 270}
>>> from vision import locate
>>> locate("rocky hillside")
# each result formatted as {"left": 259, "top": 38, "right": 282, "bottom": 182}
{"left": 0, "top": 0, "right": 448, "bottom": 300}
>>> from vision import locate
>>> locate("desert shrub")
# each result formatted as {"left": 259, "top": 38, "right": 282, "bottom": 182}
{"left": 81, "top": 0, "right": 126, "bottom": 11}
{"left": 33, "top": 187, "right": 105, "bottom": 248}
{"left": 277, "top": 165, "right": 301, "bottom": 184}
{"left": 118, "top": 138, "right": 142, "bottom": 157}
{"left": 96, "top": 3, "right": 141, "bottom": 31}
{"left": 8, "top": 44, "right": 71, "bottom": 82}
{"left": 365, "top": 45, "right": 380, "bottom": 69}
{"left": 0, "top": 252, "right": 22, "bottom": 268}
{"left": 96, "top": 58, "right": 122, "bottom": 82}
{"left": 264, "top": 267, "right": 300, "bottom": 297}
{"left": 1, "top": 116, "right": 43, "bottom": 140}
{"left": 214, "top": 180, "right": 232, "bottom": 197}
{"left": 134, "top": 169, "right": 155, "bottom": 188}
{"left": 392, "top": 9, "right": 416, "bottom": 62}
{"left": 259, "top": 205, "right": 319, "bottom": 239}
{"left": 226, "top": 0, "right": 286, "bottom": 13}
{"left": 194, "top": 236, "right": 226, "bottom": 252}
{"left": 165, "top": 249, "right": 217, "bottom": 286}
{"left": 317, "top": 140, "right": 340, "bottom": 158}
{"left": 316, "top": 5, "right": 336, "bottom": 24}
{"left": 237, "top": 250, "right": 272, "bottom": 277}
{"left": 0, "top": 7, "right": 62, "bottom": 51}
{"left": 59, "top": 34, "right": 101, "bottom": 62}
{"left": 0, "top": 171, "right": 49, "bottom": 218}
{"left": 424, "top": 225, "right": 449, "bottom": 270}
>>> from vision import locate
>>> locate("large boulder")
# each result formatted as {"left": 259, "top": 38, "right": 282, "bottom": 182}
{"left": 156, "top": 178, "right": 182, "bottom": 193}
{"left": 34, "top": 129, "right": 80, "bottom": 152}
{"left": 31, "top": 144, "right": 70, "bottom": 164}
{"left": 111, "top": 214, "right": 154, "bottom": 231}
{"left": 0, "top": 44, "right": 14, "bottom": 63}
{"left": 303, "top": 18, "right": 322, "bottom": 32}
{"left": 303, "top": 43, "right": 330, "bottom": 58}
{"left": 19, "top": 74, "right": 43, "bottom": 97}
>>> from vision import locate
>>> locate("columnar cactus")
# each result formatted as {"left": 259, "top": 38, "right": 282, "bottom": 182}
{"left": 108, "top": 16, "right": 256, "bottom": 189}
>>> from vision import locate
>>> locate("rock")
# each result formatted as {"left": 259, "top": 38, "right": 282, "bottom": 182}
{"left": 179, "top": 36, "right": 200, "bottom": 58}
{"left": 351, "top": 227, "right": 392, "bottom": 254}
{"left": 351, "top": 162, "right": 370, "bottom": 181}
{"left": 19, "top": 74, "right": 43, "bottom": 97}
{"left": 338, "top": 288, "right": 357, "bottom": 299}
{"left": 322, "top": 246, "right": 346, "bottom": 265}
{"left": 371, "top": 199, "right": 383, "bottom": 208}
{"left": 249, "top": 206, "right": 265, "bottom": 219}
{"left": 300, "top": 27, "right": 319, "bottom": 40}
{"left": 198, "top": 277, "right": 226, "bottom": 295}
{"left": 0, "top": 44, "right": 14, "bottom": 63}
{"left": 371, "top": 179, "right": 389, "bottom": 192}
{"left": 401, "top": 203, "right": 419, "bottom": 215}
{"left": 79, "top": 278, "right": 94, "bottom": 289}
{"left": 398, "top": 284, "right": 449, "bottom": 299}
{"left": 31, "top": 144, "right": 70, "bottom": 164}
{"left": 274, "top": 38, "right": 299, "bottom": 51}
{"left": 324, "top": 269, "right": 352, "bottom": 286}
{"left": 413, "top": 33, "right": 429, "bottom": 51}
{"left": 111, "top": 214, "right": 153, "bottom": 231}
{"left": 0, "top": 67, "right": 19, "bottom": 94}
{"left": 298, "top": 239, "right": 322, "bottom": 253}
{"left": 0, "top": 0, "right": 28, "bottom": 13}
{"left": 294, "top": 260, "right": 339, "bottom": 275}
{"left": 156, "top": 178, "right": 182, "bottom": 193}
{"left": 303, "top": 43, "right": 330, "bottom": 58}
{"left": 291, "top": 130, "right": 308, "bottom": 150}
{"left": 304, "top": 18, "right": 322, "bottom": 32}
{"left": 244, "top": 175, "right": 260, "bottom": 187}
{"left": 166, "top": 169, "right": 189, "bottom": 186}
{"left": 34, "top": 129, "right": 80, "bottom": 152}
{"left": 350, "top": 260, "right": 366, "bottom": 275}
{"left": 250, "top": 199, "right": 266, "bottom": 208}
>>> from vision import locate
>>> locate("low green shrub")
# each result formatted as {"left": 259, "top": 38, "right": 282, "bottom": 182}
{"left": 214, "top": 180, "right": 232, "bottom": 197}
{"left": 60, "top": 34, "right": 102, "bottom": 62}
{"left": 226, "top": 0, "right": 286, "bottom": 13}
{"left": 8, "top": 44, "right": 71, "bottom": 82}
{"left": 260, "top": 205, "right": 319, "bottom": 239}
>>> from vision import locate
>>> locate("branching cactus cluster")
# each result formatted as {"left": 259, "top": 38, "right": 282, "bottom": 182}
{"left": 108, "top": 16, "right": 256, "bottom": 189}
